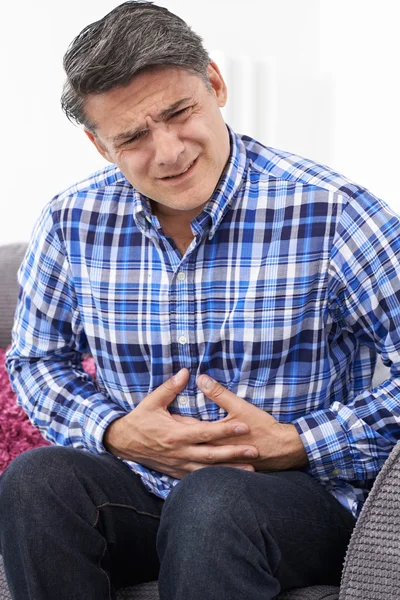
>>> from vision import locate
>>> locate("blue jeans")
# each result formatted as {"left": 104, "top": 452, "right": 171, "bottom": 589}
{"left": 0, "top": 446, "right": 355, "bottom": 599}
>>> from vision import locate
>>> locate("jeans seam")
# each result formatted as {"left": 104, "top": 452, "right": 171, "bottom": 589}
{"left": 90, "top": 502, "right": 160, "bottom": 595}
{"left": 95, "top": 509, "right": 112, "bottom": 600}
{"left": 95, "top": 501, "right": 161, "bottom": 521}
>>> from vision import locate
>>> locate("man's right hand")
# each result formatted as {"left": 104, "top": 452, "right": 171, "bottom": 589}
{"left": 103, "top": 368, "right": 258, "bottom": 478}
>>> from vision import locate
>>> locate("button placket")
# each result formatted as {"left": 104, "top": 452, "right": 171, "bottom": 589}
{"left": 173, "top": 263, "right": 193, "bottom": 407}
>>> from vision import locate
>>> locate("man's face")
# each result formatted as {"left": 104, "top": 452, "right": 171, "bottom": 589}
{"left": 84, "top": 62, "right": 230, "bottom": 215}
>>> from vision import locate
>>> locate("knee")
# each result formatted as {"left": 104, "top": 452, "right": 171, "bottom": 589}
{"left": 162, "top": 466, "right": 253, "bottom": 530}
{"left": 0, "top": 446, "right": 85, "bottom": 516}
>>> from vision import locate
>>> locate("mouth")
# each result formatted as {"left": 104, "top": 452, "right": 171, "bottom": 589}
{"left": 160, "top": 158, "right": 197, "bottom": 181}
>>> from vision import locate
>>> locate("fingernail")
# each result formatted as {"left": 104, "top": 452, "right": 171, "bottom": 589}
{"left": 244, "top": 449, "right": 256, "bottom": 458}
{"left": 199, "top": 374, "right": 214, "bottom": 391}
{"left": 173, "top": 368, "right": 186, "bottom": 385}
{"left": 234, "top": 425, "right": 248, "bottom": 435}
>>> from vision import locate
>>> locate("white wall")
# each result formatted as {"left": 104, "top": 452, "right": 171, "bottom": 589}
{"left": 320, "top": 0, "right": 400, "bottom": 211}
{"left": 1, "top": 1, "right": 398, "bottom": 244}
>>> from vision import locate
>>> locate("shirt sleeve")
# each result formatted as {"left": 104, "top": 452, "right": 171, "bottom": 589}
{"left": 294, "top": 188, "right": 400, "bottom": 483}
{"left": 6, "top": 201, "right": 126, "bottom": 454}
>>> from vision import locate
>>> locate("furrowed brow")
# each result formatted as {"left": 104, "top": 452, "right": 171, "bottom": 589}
{"left": 110, "top": 98, "right": 193, "bottom": 145}
{"left": 111, "top": 127, "right": 145, "bottom": 145}
{"left": 157, "top": 98, "right": 192, "bottom": 120}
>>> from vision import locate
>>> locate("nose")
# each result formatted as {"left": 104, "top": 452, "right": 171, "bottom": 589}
{"left": 152, "top": 125, "right": 185, "bottom": 166}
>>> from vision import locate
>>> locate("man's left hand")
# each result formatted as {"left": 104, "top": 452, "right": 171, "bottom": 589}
{"left": 192, "top": 375, "right": 309, "bottom": 471}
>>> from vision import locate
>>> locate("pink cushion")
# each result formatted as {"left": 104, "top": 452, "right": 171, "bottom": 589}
{"left": 0, "top": 349, "right": 96, "bottom": 474}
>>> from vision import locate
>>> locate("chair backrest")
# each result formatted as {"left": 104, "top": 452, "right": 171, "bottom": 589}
{"left": 0, "top": 243, "right": 28, "bottom": 348}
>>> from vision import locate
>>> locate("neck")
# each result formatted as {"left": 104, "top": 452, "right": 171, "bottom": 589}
{"left": 151, "top": 201, "right": 204, "bottom": 256}
{"left": 151, "top": 200, "right": 207, "bottom": 223}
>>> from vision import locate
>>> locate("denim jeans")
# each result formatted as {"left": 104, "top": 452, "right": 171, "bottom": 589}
{"left": 0, "top": 446, "right": 355, "bottom": 600}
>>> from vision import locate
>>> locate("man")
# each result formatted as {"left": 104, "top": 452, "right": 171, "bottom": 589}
{"left": 1, "top": 1, "right": 400, "bottom": 599}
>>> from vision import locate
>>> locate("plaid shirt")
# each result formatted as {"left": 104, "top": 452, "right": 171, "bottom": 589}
{"left": 7, "top": 127, "right": 400, "bottom": 517}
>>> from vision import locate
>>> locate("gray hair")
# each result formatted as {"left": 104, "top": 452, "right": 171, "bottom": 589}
{"left": 61, "top": 1, "right": 211, "bottom": 130}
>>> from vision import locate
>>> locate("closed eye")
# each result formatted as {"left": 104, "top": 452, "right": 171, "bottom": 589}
{"left": 121, "top": 130, "right": 148, "bottom": 146}
{"left": 170, "top": 106, "right": 191, "bottom": 119}
{"left": 118, "top": 106, "right": 192, "bottom": 147}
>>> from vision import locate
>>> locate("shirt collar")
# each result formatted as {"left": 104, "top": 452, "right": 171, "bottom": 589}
{"left": 201, "top": 125, "right": 247, "bottom": 239}
{"left": 132, "top": 125, "right": 248, "bottom": 238}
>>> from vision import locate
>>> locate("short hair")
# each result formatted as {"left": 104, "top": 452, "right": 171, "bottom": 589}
{"left": 61, "top": 1, "right": 211, "bottom": 130}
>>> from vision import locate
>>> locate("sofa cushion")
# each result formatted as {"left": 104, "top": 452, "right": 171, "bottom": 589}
{"left": 116, "top": 582, "right": 339, "bottom": 599}
{"left": 0, "top": 556, "right": 339, "bottom": 600}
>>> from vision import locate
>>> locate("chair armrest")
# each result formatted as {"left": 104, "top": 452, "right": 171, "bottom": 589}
{"left": 339, "top": 441, "right": 400, "bottom": 599}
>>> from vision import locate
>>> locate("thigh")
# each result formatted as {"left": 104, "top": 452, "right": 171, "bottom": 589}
{"left": 159, "top": 466, "right": 355, "bottom": 592}
{"left": 0, "top": 446, "right": 164, "bottom": 588}
{"left": 254, "top": 470, "right": 356, "bottom": 589}
{"left": 72, "top": 449, "right": 165, "bottom": 587}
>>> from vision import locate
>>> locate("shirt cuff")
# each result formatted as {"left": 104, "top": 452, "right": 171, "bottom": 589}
{"left": 293, "top": 407, "right": 355, "bottom": 481}
{"left": 81, "top": 395, "right": 127, "bottom": 454}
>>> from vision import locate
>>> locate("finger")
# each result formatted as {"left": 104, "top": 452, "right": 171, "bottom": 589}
{"left": 187, "top": 463, "right": 255, "bottom": 474}
{"left": 197, "top": 374, "right": 246, "bottom": 413}
{"left": 178, "top": 419, "right": 250, "bottom": 444}
{"left": 170, "top": 414, "right": 199, "bottom": 425}
{"left": 188, "top": 443, "right": 258, "bottom": 464}
{"left": 145, "top": 368, "right": 190, "bottom": 409}
{"left": 215, "top": 463, "right": 255, "bottom": 472}
{"left": 171, "top": 414, "right": 250, "bottom": 437}
{"left": 172, "top": 414, "right": 250, "bottom": 438}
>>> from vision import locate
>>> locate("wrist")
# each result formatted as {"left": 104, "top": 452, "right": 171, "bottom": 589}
{"left": 284, "top": 424, "right": 309, "bottom": 469}
{"left": 103, "top": 416, "right": 125, "bottom": 455}
{"left": 259, "top": 423, "right": 309, "bottom": 471}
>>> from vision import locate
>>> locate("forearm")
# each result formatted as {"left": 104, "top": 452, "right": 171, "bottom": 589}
{"left": 255, "top": 423, "right": 309, "bottom": 471}
{"left": 6, "top": 351, "right": 126, "bottom": 454}
{"left": 294, "top": 378, "right": 400, "bottom": 482}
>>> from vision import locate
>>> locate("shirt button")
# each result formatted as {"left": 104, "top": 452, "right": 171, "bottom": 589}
{"left": 177, "top": 271, "right": 186, "bottom": 281}
{"left": 178, "top": 335, "right": 188, "bottom": 345}
{"left": 332, "top": 468, "right": 341, "bottom": 476}
{"left": 178, "top": 395, "right": 188, "bottom": 405}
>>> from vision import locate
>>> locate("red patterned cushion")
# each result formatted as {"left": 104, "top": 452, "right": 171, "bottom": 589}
{"left": 0, "top": 349, "right": 96, "bottom": 474}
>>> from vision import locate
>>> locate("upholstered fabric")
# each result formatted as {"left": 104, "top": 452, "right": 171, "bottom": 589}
{"left": 0, "top": 243, "right": 27, "bottom": 348}
{"left": 278, "top": 588, "right": 339, "bottom": 600}
{"left": 116, "top": 582, "right": 340, "bottom": 600}
{"left": 339, "top": 440, "right": 400, "bottom": 599}
{"left": 0, "top": 557, "right": 340, "bottom": 600}
{"left": 0, "top": 559, "right": 11, "bottom": 600}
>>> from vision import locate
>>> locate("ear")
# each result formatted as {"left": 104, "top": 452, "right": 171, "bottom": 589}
{"left": 207, "top": 60, "right": 228, "bottom": 108}
{"left": 84, "top": 129, "right": 113, "bottom": 163}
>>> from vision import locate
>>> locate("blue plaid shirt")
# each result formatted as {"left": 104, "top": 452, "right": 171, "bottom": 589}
{"left": 7, "top": 127, "right": 400, "bottom": 517}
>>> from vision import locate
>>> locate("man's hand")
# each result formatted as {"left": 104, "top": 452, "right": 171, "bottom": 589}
{"left": 104, "top": 368, "right": 259, "bottom": 478}
{"left": 196, "top": 374, "right": 309, "bottom": 471}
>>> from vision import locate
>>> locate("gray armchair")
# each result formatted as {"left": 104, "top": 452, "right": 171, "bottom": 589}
{"left": 0, "top": 242, "right": 398, "bottom": 600}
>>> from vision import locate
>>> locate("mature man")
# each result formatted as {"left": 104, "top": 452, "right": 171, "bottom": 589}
{"left": 1, "top": 2, "right": 400, "bottom": 599}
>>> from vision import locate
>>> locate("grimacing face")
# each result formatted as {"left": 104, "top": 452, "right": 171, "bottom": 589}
{"left": 84, "top": 62, "right": 231, "bottom": 217}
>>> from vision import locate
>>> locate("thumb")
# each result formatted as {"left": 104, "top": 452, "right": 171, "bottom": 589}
{"left": 145, "top": 368, "right": 190, "bottom": 409}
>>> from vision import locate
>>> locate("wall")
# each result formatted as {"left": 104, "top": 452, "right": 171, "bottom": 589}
{"left": 319, "top": 0, "right": 400, "bottom": 210}
{"left": 1, "top": 1, "right": 398, "bottom": 244}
